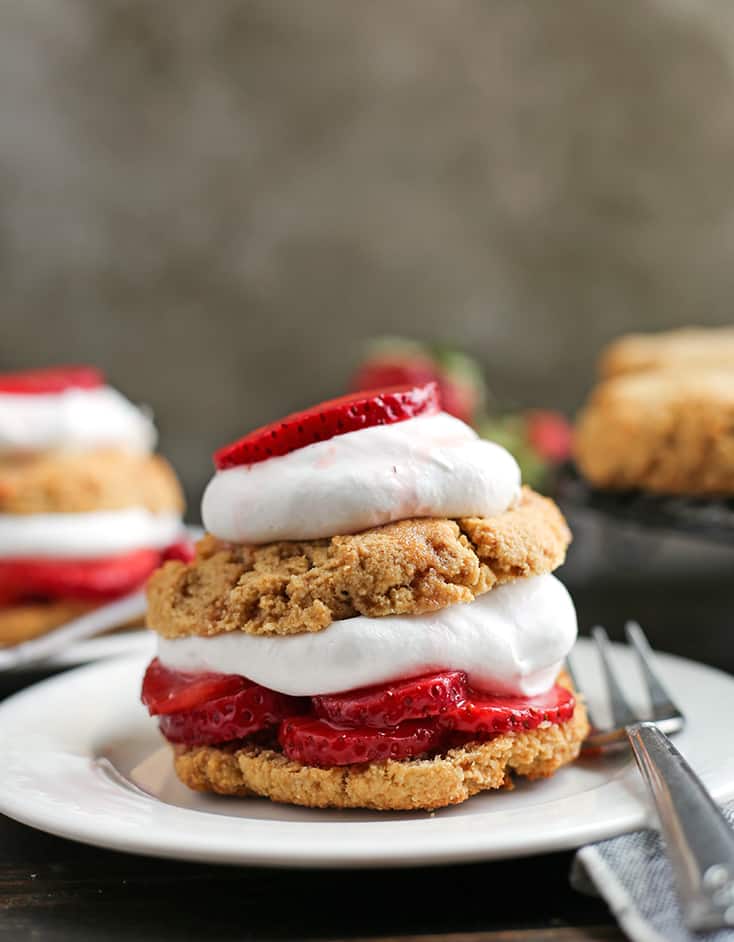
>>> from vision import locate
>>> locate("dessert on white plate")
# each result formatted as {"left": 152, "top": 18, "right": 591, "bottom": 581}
{"left": 142, "top": 383, "right": 588, "bottom": 811}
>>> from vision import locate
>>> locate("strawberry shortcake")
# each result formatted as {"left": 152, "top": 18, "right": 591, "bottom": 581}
{"left": 0, "top": 365, "right": 190, "bottom": 646}
{"left": 142, "top": 383, "right": 588, "bottom": 811}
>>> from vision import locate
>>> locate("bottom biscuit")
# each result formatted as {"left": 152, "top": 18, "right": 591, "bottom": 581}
{"left": 173, "top": 697, "right": 589, "bottom": 811}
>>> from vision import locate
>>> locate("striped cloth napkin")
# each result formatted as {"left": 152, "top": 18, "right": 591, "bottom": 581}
{"left": 571, "top": 802, "right": 734, "bottom": 942}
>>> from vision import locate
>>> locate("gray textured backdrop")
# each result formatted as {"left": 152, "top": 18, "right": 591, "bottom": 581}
{"left": 2, "top": 0, "right": 734, "bottom": 507}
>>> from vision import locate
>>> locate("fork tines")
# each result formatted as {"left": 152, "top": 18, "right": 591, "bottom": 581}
{"left": 570, "top": 621, "right": 685, "bottom": 751}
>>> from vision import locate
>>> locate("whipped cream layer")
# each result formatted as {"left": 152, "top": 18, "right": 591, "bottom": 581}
{"left": 0, "top": 387, "right": 157, "bottom": 454}
{"left": 202, "top": 412, "right": 521, "bottom": 544}
{"left": 157, "top": 573, "right": 576, "bottom": 697}
{"left": 0, "top": 509, "right": 183, "bottom": 559}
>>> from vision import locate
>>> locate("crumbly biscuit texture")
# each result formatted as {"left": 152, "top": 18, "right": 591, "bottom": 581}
{"left": 147, "top": 487, "right": 571, "bottom": 639}
{"left": 0, "top": 449, "right": 184, "bottom": 515}
{"left": 600, "top": 326, "right": 734, "bottom": 378}
{"left": 574, "top": 369, "right": 734, "bottom": 494}
{"left": 0, "top": 601, "right": 96, "bottom": 647}
{"left": 173, "top": 689, "right": 589, "bottom": 811}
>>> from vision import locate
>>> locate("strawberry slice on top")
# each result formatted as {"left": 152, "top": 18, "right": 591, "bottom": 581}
{"left": 0, "top": 365, "right": 104, "bottom": 395}
{"left": 214, "top": 382, "right": 440, "bottom": 470}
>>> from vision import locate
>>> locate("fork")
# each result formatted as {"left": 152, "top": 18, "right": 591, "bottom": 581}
{"left": 569, "top": 621, "right": 734, "bottom": 932}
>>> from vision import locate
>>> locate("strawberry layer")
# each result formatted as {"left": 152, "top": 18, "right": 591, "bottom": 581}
{"left": 141, "top": 659, "right": 576, "bottom": 766}
{"left": 0, "top": 540, "right": 193, "bottom": 604}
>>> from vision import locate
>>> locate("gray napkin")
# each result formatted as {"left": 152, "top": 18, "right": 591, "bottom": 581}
{"left": 571, "top": 801, "right": 734, "bottom": 942}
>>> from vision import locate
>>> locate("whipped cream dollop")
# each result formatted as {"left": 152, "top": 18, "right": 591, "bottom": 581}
{"left": 202, "top": 412, "right": 521, "bottom": 544}
{"left": 157, "top": 573, "right": 576, "bottom": 697}
{"left": 0, "top": 510, "right": 183, "bottom": 558}
{"left": 0, "top": 387, "right": 157, "bottom": 454}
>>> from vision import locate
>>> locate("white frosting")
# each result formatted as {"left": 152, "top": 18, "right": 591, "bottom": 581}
{"left": 0, "top": 387, "right": 157, "bottom": 454}
{"left": 0, "top": 509, "right": 183, "bottom": 559}
{"left": 157, "top": 573, "right": 576, "bottom": 697}
{"left": 202, "top": 412, "right": 521, "bottom": 544}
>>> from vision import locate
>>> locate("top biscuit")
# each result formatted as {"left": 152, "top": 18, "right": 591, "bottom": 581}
{"left": 147, "top": 487, "right": 571, "bottom": 639}
{"left": 600, "top": 326, "right": 734, "bottom": 378}
{"left": 0, "top": 448, "right": 184, "bottom": 515}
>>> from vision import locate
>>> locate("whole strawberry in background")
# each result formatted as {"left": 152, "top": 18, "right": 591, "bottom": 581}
{"left": 350, "top": 337, "right": 486, "bottom": 426}
{"left": 350, "top": 337, "right": 572, "bottom": 493}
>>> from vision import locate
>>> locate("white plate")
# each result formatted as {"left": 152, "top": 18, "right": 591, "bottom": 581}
{"left": 1, "top": 639, "right": 734, "bottom": 869}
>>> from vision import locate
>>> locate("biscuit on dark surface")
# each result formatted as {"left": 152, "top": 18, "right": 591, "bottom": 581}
{"left": 574, "top": 369, "right": 734, "bottom": 495}
{"left": 600, "top": 326, "right": 734, "bottom": 378}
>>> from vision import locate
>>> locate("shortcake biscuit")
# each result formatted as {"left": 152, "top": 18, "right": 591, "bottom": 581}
{"left": 0, "top": 449, "right": 184, "bottom": 515}
{"left": 600, "top": 326, "right": 734, "bottom": 378}
{"left": 574, "top": 369, "right": 734, "bottom": 494}
{"left": 147, "top": 487, "right": 571, "bottom": 640}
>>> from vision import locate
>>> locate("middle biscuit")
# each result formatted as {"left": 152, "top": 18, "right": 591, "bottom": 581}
{"left": 148, "top": 485, "right": 570, "bottom": 640}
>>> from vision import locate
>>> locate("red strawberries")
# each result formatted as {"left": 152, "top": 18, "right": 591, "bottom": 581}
{"left": 313, "top": 671, "right": 467, "bottom": 728}
{"left": 279, "top": 716, "right": 443, "bottom": 766}
{"left": 0, "top": 549, "right": 162, "bottom": 604}
{"left": 142, "top": 659, "right": 306, "bottom": 742}
{"left": 440, "top": 684, "right": 575, "bottom": 737}
{"left": 213, "top": 383, "right": 440, "bottom": 470}
{"left": 0, "top": 365, "right": 104, "bottom": 394}
{"left": 159, "top": 685, "right": 307, "bottom": 744}
{"left": 143, "top": 662, "right": 576, "bottom": 767}
{"left": 142, "top": 659, "right": 247, "bottom": 715}
{"left": 0, "top": 541, "right": 193, "bottom": 606}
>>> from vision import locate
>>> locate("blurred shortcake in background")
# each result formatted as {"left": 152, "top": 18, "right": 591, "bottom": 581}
{"left": 0, "top": 365, "right": 190, "bottom": 647}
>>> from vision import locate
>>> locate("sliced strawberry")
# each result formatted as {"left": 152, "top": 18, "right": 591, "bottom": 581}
{"left": 0, "top": 365, "right": 104, "bottom": 395}
{"left": 0, "top": 548, "right": 162, "bottom": 603}
{"left": 313, "top": 671, "right": 468, "bottom": 728}
{"left": 158, "top": 684, "right": 307, "bottom": 744}
{"left": 439, "top": 684, "right": 575, "bottom": 738}
{"left": 278, "top": 716, "right": 444, "bottom": 767}
{"left": 213, "top": 383, "right": 440, "bottom": 470}
{"left": 141, "top": 658, "right": 247, "bottom": 716}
